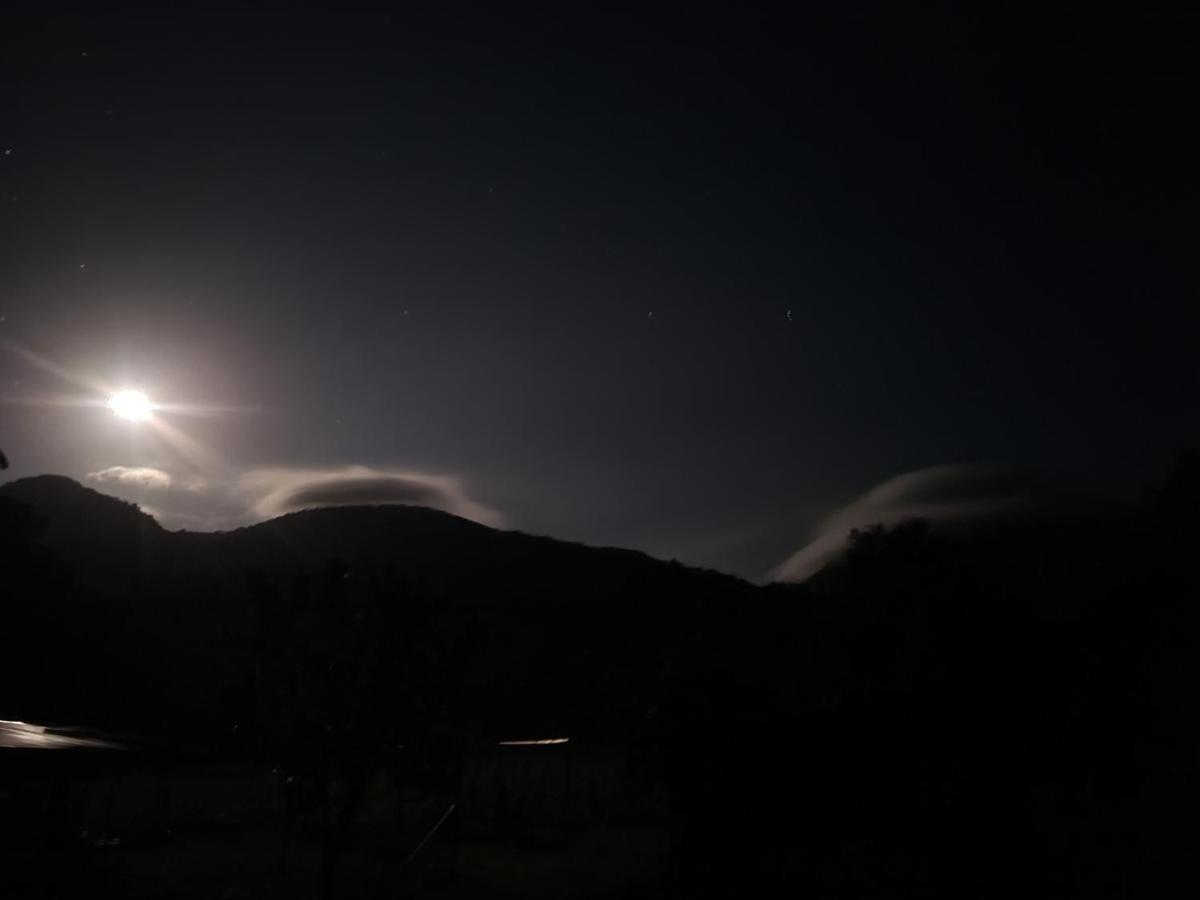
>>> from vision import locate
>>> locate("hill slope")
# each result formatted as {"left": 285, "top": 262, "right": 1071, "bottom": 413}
{"left": 0, "top": 475, "right": 760, "bottom": 738}
{"left": 0, "top": 474, "right": 747, "bottom": 598}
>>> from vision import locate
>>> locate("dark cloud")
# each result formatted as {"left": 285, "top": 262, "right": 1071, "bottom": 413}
{"left": 284, "top": 477, "right": 444, "bottom": 511}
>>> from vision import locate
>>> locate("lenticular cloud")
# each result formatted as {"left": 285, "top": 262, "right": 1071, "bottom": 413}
{"left": 241, "top": 465, "right": 504, "bottom": 527}
{"left": 770, "top": 463, "right": 1039, "bottom": 583}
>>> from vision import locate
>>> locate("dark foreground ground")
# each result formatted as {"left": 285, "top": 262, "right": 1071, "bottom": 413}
{"left": 1, "top": 743, "right": 670, "bottom": 900}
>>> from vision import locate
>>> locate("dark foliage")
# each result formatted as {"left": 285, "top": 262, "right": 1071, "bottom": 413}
{"left": 2, "top": 455, "right": 1200, "bottom": 896}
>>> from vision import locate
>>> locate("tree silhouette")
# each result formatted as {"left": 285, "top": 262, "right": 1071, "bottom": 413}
{"left": 248, "top": 559, "right": 455, "bottom": 899}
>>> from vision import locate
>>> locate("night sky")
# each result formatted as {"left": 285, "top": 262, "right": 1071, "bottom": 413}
{"left": 2, "top": 5, "right": 1195, "bottom": 580}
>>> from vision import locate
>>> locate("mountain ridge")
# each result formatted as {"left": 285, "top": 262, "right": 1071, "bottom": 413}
{"left": 0, "top": 473, "right": 768, "bottom": 741}
{"left": 0, "top": 473, "right": 752, "bottom": 594}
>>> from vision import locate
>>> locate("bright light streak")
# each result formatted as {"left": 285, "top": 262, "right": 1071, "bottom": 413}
{"left": 497, "top": 737, "right": 571, "bottom": 746}
{"left": 1, "top": 342, "right": 239, "bottom": 478}
{"left": 0, "top": 719, "right": 122, "bottom": 749}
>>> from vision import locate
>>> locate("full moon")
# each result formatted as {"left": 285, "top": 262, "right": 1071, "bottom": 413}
{"left": 107, "top": 389, "right": 155, "bottom": 422}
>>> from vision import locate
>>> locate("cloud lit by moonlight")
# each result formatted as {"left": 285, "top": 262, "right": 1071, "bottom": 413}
{"left": 87, "top": 465, "right": 175, "bottom": 490}
{"left": 770, "top": 463, "right": 1041, "bottom": 583}
{"left": 241, "top": 465, "right": 504, "bottom": 527}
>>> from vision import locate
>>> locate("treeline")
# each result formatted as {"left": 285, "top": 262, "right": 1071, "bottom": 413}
{"left": 2, "top": 454, "right": 1199, "bottom": 895}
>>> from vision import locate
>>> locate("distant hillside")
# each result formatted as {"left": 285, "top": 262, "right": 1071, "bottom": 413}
{"left": 0, "top": 474, "right": 749, "bottom": 602}
{"left": 0, "top": 475, "right": 163, "bottom": 585}
{"left": 0, "top": 475, "right": 761, "bottom": 739}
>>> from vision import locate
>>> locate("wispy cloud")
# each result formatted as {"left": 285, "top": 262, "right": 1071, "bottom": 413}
{"left": 85, "top": 465, "right": 235, "bottom": 529}
{"left": 87, "top": 465, "right": 175, "bottom": 490}
{"left": 770, "top": 463, "right": 1039, "bottom": 583}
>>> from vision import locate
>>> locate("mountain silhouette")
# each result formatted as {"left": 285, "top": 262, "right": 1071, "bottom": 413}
{"left": 0, "top": 473, "right": 749, "bottom": 604}
{"left": 0, "top": 475, "right": 163, "bottom": 580}
{"left": 4, "top": 463, "right": 1200, "bottom": 897}
{"left": 0, "top": 475, "right": 759, "bottom": 740}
